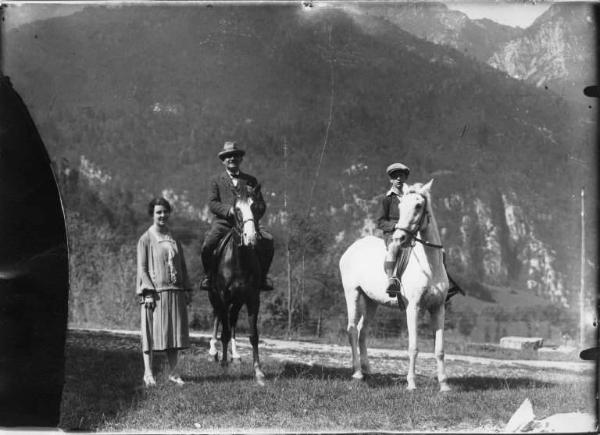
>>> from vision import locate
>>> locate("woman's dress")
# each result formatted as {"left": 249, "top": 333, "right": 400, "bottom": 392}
{"left": 137, "top": 227, "right": 191, "bottom": 352}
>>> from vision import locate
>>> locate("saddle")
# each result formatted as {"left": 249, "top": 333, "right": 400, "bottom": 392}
{"left": 391, "top": 247, "right": 464, "bottom": 307}
{"left": 211, "top": 229, "right": 264, "bottom": 270}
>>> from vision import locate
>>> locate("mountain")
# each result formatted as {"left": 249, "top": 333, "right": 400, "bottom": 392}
{"left": 488, "top": 3, "right": 596, "bottom": 103}
{"left": 355, "top": 2, "right": 522, "bottom": 62}
{"left": 4, "top": 4, "right": 594, "bottom": 318}
{"left": 353, "top": 2, "right": 596, "bottom": 104}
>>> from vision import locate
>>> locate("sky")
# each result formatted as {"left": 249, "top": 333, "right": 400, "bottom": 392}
{"left": 3, "top": 4, "right": 86, "bottom": 30}
{"left": 446, "top": 1, "right": 552, "bottom": 28}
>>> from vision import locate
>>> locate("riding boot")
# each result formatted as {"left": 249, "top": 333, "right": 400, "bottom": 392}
{"left": 200, "top": 250, "right": 213, "bottom": 291}
{"left": 384, "top": 261, "right": 400, "bottom": 297}
{"left": 445, "top": 273, "right": 465, "bottom": 302}
{"left": 257, "top": 235, "right": 274, "bottom": 291}
{"left": 442, "top": 251, "right": 464, "bottom": 302}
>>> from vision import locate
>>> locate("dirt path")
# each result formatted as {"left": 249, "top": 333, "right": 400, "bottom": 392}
{"left": 71, "top": 327, "right": 594, "bottom": 384}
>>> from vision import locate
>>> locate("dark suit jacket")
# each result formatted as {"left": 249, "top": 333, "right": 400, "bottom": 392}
{"left": 208, "top": 171, "right": 266, "bottom": 227}
{"left": 376, "top": 192, "right": 402, "bottom": 235}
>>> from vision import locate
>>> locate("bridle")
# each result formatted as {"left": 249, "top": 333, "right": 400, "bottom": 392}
{"left": 233, "top": 194, "right": 258, "bottom": 246}
{"left": 396, "top": 193, "right": 443, "bottom": 249}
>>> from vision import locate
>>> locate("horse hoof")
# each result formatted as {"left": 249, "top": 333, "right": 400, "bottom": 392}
{"left": 351, "top": 371, "right": 364, "bottom": 381}
{"left": 255, "top": 370, "right": 266, "bottom": 386}
{"left": 406, "top": 383, "right": 416, "bottom": 391}
{"left": 440, "top": 384, "right": 451, "bottom": 393}
{"left": 220, "top": 360, "right": 229, "bottom": 368}
{"left": 209, "top": 352, "right": 219, "bottom": 362}
{"left": 231, "top": 355, "right": 242, "bottom": 363}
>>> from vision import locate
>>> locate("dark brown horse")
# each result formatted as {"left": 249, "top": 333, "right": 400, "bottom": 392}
{"left": 207, "top": 185, "right": 265, "bottom": 385}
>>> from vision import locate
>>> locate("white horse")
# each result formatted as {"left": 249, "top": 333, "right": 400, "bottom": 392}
{"left": 339, "top": 180, "right": 450, "bottom": 391}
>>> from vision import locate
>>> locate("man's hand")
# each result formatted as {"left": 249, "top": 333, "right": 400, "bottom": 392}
{"left": 392, "top": 228, "right": 403, "bottom": 241}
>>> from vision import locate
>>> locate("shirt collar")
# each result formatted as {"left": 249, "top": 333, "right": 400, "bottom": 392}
{"left": 386, "top": 187, "right": 403, "bottom": 197}
{"left": 226, "top": 169, "right": 240, "bottom": 178}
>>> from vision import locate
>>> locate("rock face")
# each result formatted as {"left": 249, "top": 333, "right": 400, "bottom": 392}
{"left": 487, "top": 3, "right": 595, "bottom": 101}
{"left": 434, "top": 188, "right": 571, "bottom": 307}
{"left": 360, "top": 3, "right": 594, "bottom": 103}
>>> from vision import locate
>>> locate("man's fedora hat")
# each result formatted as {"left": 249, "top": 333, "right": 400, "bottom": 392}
{"left": 218, "top": 141, "right": 246, "bottom": 160}
{"left": 386, "top": 162, "right": 410, "bottom": 177}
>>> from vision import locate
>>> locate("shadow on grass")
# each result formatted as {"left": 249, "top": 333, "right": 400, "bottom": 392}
{"left": 60, "top": 332, "right": 168, "bottom": 430}
{"left": 185, "top": 372, "right": 258, "bottom": 383}
{"left": 448, "top": 376, "right": 556, "bottom": 391}
{"left": 280, "top": 362, "right": 557, "bottom": 392}
{"left": 280, "top": 361, "right": 411, "bottom": 388}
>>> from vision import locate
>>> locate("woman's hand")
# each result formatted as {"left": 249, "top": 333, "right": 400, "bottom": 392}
{"left": 144, "top": 294, "right": 156, "bottom": 310}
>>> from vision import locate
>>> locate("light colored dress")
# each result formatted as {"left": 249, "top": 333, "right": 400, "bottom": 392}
{"left": 137, "top": 227, "right": 191, "bottom": 352}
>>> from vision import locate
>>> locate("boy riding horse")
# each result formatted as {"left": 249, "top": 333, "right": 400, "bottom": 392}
{"left": 200, "top": 141, "right": 274, "bottom": 291}
{"left": 377, "top": 162, "right": 463, "bottom": 300}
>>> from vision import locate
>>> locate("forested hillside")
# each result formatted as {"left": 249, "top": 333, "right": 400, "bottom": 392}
{"left": 5, "top": 4, "right": 594, "bottom": 341}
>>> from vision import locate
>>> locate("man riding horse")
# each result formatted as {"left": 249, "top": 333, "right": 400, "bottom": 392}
{"left": 377, "top": 162, "right": 463, "bottom": 300}
{"left": 200, "top": 141, "right": 274, "bottom": 291}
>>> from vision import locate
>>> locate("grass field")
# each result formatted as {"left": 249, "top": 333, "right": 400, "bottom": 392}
{"left": 59, "top": 330, "right": 595, "bottom": 432}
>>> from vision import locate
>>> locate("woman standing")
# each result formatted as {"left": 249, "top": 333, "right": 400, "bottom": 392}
{"left": 137, "top": 197, "right": 192, "bottom": 386}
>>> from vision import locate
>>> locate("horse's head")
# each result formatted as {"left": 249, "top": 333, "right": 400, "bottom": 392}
{"left": 394, "top": 180, "right": 433, "bottom": 248}
{"left": 233, "top": 184, "right": 260, "bottom": 247}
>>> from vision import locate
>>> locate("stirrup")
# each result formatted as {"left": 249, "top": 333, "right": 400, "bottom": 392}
{"left": 386, "top": 277, "right": 401, "bottom": 297}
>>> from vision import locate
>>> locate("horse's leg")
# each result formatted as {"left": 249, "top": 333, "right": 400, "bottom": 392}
{"left": 247, "top": 296, "right": 265, "bottom": 386}
{"left": 209, "top": 313, "right": 219, "bottom": 361}
{"left": 230, "top": 304, "right": 242, "bottom": 361}
{"left": 219, "top": 307, "right": 231, "bottom": 368}
{"left": 430, "top": 304, "right": 450, "bottom": 392}
{"left": 358, "top": 296, "right": 377, "bottom": 376}
{"left": 345, "top": 286, "right": 364, "bottom": 380}
{"left": 405, "top": 301, "right": 419, "bottom": 390}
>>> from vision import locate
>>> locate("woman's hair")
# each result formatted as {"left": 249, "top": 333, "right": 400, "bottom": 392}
{"left": 147, "top": 197, "right": 172, "bottom": 216}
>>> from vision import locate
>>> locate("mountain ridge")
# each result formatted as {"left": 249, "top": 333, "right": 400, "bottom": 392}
{"left": 5, "top": 4, "right": 594, "bottom": 312}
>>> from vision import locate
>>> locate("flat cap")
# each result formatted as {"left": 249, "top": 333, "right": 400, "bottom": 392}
{"left": 386, "top": 162, "right": 410, "bottom": 176}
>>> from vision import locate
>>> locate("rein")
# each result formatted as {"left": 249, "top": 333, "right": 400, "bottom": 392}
{"left": 397, "top": 193, "right": 444, "bottom": 250}
{"left": 413, "top": 235, "right": 443, "bottom": 249}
